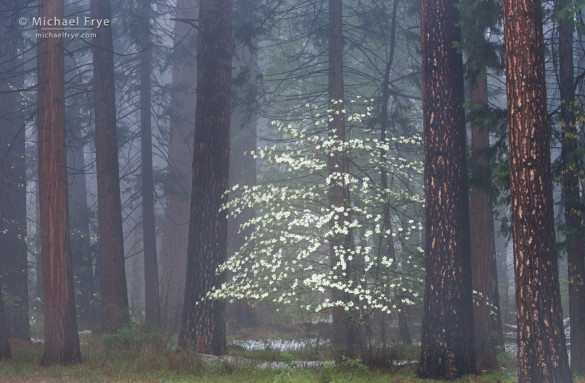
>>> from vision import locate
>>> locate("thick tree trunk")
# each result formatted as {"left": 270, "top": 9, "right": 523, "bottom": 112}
{"left": 469, "top": 66, "right": 504, "bottom": 371}
{"left": 91, "top": 0, "right": 130, "bottom": 332}
{"left": 0, "top": 3, "right": 29, "bottom": 341}
{"left": 0, "top": 282, "right": 10, "bottom": 359}
{"left": 558, "top": 0, "right": 585, "bottom": 375}
{"left": 179, "top": 0, "right": 232, "bottom": 355}
{"left": 140, "top": 0, "right": 160, "bottom": 329}
{"left": 160, "top": 0, "right": 197, "bottom": 335}
{"left": 502, "top": 0, "right": 572, "bottom": 381}
{"left": 37, "top": 0, "right": 82, "bottom": 365}
{"left": 417, "top": 0, "right": 475, "bottom": 378}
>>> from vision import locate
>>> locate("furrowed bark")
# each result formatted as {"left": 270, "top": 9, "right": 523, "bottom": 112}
{"left": 502, "top": 0, "right": 572, "bottom": 381}
{"left": 418, "top": 0, "right": 475, "bottom": 377}
{"left": 38, "top": 0, "right": 82, "bottom": 365}
{"left": 179, "top": 0, "right": 233, "bottom": 355}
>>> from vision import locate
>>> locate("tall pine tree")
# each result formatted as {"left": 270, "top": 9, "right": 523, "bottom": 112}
{"left": 502, "top": 0, "right": 572, "bottom": 380}
{"left": 179, "top": 0, "right": 233, "bottom": 355}
{"left": 91, "top": 0, "right": 130, "bottom": 332}
{"left": 417, "top": 0, "right": 475, "bottom": 377}
{"left": 37, "top": 0, "right": 82, "bottom": 365}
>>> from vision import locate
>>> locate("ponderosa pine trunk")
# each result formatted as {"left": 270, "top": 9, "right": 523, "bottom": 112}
{"left": 502, "top": 0, "right": 572, "bottom": 381}
{"left": 469, "top": 65, "right": 504, "bottom": 371}
{"left": 558, "top": 0, "right": 585, "bottom": 375}
{"left": 37, "top": 0, "right": 82, "bottom": 365}
{"left": 140, "top": 0, "right": 161, "bottom": 329}
{"left": 91, "top": 0, "right": 130, "bottom": 332}
{"left": 179, "top": 0, "right": 232, "bottom": 355}
{"left": 160, "top": 0, "right": 197, "bottom": 335}
{"left": 417, "top": 0, "right": 475, "bottom": 378}
{"left": 0, "top": 1, "right": 29, "bottom": 341}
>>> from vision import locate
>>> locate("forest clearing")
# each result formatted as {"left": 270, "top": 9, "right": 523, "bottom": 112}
{"left": 2, "top": 0, "right": 585, "bottom": 381}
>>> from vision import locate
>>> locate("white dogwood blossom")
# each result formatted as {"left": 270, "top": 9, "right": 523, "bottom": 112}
{"left": 207, "top": 103, "right": 424, "bottom": 318}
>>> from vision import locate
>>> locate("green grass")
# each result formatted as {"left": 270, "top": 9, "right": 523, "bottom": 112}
{"left": 0, "top": 329, "right": 521, "bottom": 382}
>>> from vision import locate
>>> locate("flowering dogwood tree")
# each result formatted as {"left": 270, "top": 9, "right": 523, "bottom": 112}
{"left": 208, "top": 103, "right": 424, "bottom": 322}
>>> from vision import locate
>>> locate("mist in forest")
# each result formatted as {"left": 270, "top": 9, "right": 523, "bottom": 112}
{"left": 1, "top": 0, "right": 585, "bottom": 381}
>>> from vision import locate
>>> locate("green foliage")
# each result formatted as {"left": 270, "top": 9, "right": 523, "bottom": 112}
{"left": 457, "top": 0, "right": 504, "bottom": 79}
{"left": 0, "top": 333, "right": 524, "bottom": 383}
{"left": 316, "top": 358, "right": 367, "bottom": 383}
{"left": 101, "top": 326, "right": 165, "bottom": 351}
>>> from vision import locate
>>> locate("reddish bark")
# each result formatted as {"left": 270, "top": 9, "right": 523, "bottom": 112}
{"left": 502, "top": 0, "right": 572, "bottom": 381}
{"left": 37, "top": 0, "right": 81, "bottom": 365}
{"left": 469, "top": 67, "right": 503, "bottom": 371}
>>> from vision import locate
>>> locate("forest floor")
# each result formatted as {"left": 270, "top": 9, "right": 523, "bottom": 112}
{"left": 0, "top": 328, "right": 581, "bottom": 383}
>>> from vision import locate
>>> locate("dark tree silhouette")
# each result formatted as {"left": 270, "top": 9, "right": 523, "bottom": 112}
{"left": 140, "top": 0, "right": 161, "bottom": 329}
{"left": 469, "top": 66, "right": 503, "bottom": 371}
{"left": 558, "top": 0, "right": 585, "bottom": 375}
{"left": 502, "top": 0, "right": 572, "bottom": 381}
{"left": 327, "top": 0, "right": 363, "bottom": 361}
{"left": 417, "top": 0, "right": 475, "bottom": 378}
{"left": 228, "top": 0, "right": 259, "bottom": 329}
{"left": 65, "top": 48, "right": 95, "bottom": 330}
{"left": 463, "top": 5, "right": 504, "bottom": 366}
{"left": 37, "top": 0, "right": 82, "bottom": 366}
{"left": 160, "top": 0, "right": 197, "bottom": 335}
{"left": 91, "top": 0, "right": 130, "bottom": 332}
{"left": 179, "top": 0, "right": 233, "bottom": 355}
{"left": 0, "top": 282, "right": 11, "bottom": 359}
{"left": 0, "top": 0, "right": 29, "bottom": 341}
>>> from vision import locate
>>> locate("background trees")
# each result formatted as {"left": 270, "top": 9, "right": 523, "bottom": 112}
{"left": 0, "top": 283, "right": 11, "bottom": 359}
{"left": 0, "top": 0, "right": 29, "bottom": 342}
{"left": 139, "top": 0, "right": 160, "bottom": 329}
{"left": 159, "top": 0, "right": 197, "bottom": 335}
{"left": 462, "top": 0, "right": 504, "bottom": 371}
{"left": 326, "top": 0, "right": 364, "bottom": 361}
{"left": 1, "top": 0, "right": 585, "bottom": 379}
{"left": 91, "top": 0, "right": 130, "bottom": 333}
{"left": 557, "top": 0, "right": 585, "bottom": 375}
